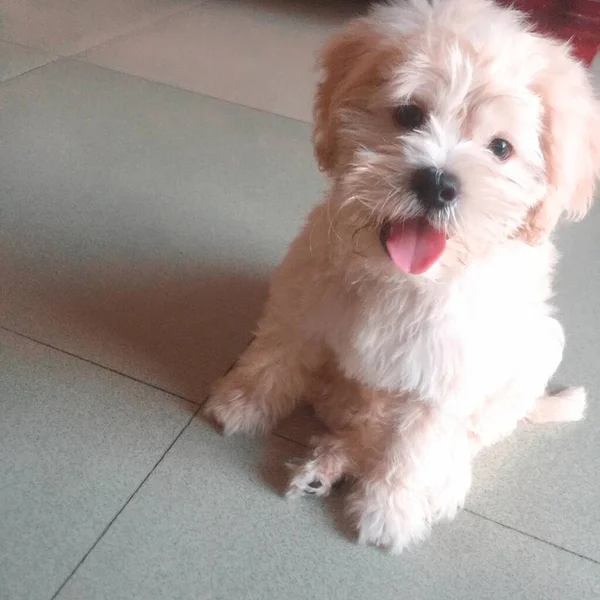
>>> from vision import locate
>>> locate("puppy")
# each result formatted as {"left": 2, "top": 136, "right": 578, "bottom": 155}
{"left": 204, "top": 0, "right": 600, "bottom": 552}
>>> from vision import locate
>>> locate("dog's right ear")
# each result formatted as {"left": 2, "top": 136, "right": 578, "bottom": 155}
{"left": 313, "top": 20, "right": 392, "bottom": 176}
{"left": 519, "top": 38, "right": 600, "bottom": 245}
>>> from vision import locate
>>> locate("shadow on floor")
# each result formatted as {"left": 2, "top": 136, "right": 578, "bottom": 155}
{"left": 258, "top": 430, "right": 358, "bottom": 543}
{"left": 1, "top": 260, "right": 269, "bottom": 403}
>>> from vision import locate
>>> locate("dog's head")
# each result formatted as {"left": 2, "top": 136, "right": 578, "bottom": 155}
{"left": 314, "top": 0, "right": 600, "bottom": 276}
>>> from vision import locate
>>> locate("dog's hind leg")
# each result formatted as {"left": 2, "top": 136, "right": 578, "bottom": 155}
{"left": 526, "top": 387, "right": 586, "bottom": 423}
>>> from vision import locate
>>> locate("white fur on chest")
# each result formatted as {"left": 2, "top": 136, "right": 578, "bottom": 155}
{"left": 324, "top": 242, "right": 555, "bottom": 406}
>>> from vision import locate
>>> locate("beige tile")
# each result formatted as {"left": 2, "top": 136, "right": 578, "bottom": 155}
{"left": 0, "top": 329, "right": 196, "bottom": 600}
{"left": 0, "top": 40, "right": 56, "bottom": 82}
{"left": 81, "top": 0, "right": 365, "bottom": 121}
{"left": 0, "top": 0, "right": 200, "bottom": 56}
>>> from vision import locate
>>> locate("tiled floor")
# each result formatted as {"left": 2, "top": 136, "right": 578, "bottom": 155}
{"left": 0, "top": 1, "right": 599, "bottom": 599}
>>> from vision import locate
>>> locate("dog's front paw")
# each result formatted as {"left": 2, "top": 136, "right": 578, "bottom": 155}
{"left": 203, "top": 382, "right": 270, "bottom": 437}
{"left": 349, "top": 485, "right": 431, "bottom": 554}
{"left": 355, "top": 509, "right": 425, "bottom": 554}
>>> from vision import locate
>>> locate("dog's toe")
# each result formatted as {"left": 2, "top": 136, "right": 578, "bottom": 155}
{"left": 286, "top": 462, "right": 333, "bottom": 498}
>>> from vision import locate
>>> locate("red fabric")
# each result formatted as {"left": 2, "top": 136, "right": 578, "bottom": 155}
{"left": 499, "top": 0, "right": 600, "bottom": 65}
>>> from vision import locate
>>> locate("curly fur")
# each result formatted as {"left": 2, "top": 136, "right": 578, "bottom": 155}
{"left": 205, "top": 0, "right": 600, "bottom": 553}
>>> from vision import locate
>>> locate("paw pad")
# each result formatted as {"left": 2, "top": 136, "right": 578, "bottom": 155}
{"left": 286, "top": 464, "right": 332, "bottom": 498}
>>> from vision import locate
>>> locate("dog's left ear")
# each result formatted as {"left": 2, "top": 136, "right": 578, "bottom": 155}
{"left": 521, "top": 40, "right": 600, "bottom": 245}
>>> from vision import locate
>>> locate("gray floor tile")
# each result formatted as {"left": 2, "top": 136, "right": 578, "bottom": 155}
{"left": 54, "top": 420, "right": 600, "bottom": 600}
{"left": 0, "top": 40, "right": 56, "bottom": 82}
{"left": 0, "top": 329, "right": 196, "bottom": 600}
{"left": 0, "top": 0, "right": 200, "bottom": 56}
{"left": 80, "top": 0, "right": 364, "bottom": 122}
{"left": 0, "top": 59, "right": 323, "bottom": 401}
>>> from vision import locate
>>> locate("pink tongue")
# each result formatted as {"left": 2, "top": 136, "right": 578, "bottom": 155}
{"left": 385, "top": 218, "right": 446, "bottom": 274}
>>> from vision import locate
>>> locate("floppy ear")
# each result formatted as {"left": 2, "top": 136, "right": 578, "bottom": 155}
{"left": 521, "top": 40, "right": 600, "bottom": 245}
{"left": 313, "top": 20, "right": 393, "bottom": 176}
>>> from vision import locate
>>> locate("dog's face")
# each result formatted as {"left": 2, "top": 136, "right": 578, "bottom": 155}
{"left": 314, "top": 0, "right": 600, "bottom": 277}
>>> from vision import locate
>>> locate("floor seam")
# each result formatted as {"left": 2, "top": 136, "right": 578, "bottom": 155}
{"left": 463, "top": 509, "right": 600, "bottom": 566}
{"left": 1, "top": 44, "right": 313, "bottom": 126}
{"left": 0, "top": 1, "right": 206, "bottom": 60}
{"left": 46, "top": 343, "right": 248, "bottom": 598}
{"left": 4, "top": 324, "right": 596, "bottom": 569}
{"left": 0, "top": 56, "right": 65, "bottom": 87}
{"left": 0, "top": 36, "right": 52, "bottom": 54}
{"left": 67, "top": 58, "right": 313, "bottom": 125}
{"left": 48, "top": 405, "right": 202, "bottom": 600}
{"left": 68, "top": 0, "right": 207, "bottom": 60}
{"left": 0, "top": 324, "right": 203, "bottom": 406}
{"left": 270, "top": 429, "right": 600, "bottom": 565}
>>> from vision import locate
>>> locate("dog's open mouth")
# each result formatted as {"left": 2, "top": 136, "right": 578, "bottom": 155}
{"left": 380, "top": 218, "right": 447, "bottom": 274}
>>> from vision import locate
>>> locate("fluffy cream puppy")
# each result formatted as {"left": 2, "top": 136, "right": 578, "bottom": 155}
{"left": 205, "top": 0, "right": 600, "bottom": 552}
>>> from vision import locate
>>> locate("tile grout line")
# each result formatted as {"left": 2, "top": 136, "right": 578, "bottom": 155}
{"left": 1, "top": 41, "right": 314, "bottom": 125}
{"left": 45, "top": 427, "right": 299, "bottom": 598}
{"left": 0, "top": 324, "right": 203, "bottom": 406}
{"left": 48, "top": 405, "right": 202, "bottom": 600}
{"left": 0, "top": 56, "right": 65, "bottom": 87}
{"left": 0, "top": 0, "right": 206, "bottom": 60}
{"left": 273, "top": 424, "right": 600, "bottom": 566}
{"left": 463, "top": 508, "right": 600, "bottom": 566}
{"left": 0, "top": 35, "right": 52, "bottom": 54}
{"left": 68, "top": 0, "right": 207, "bottom": 60}
{"left": 46, "top": 342, "right": 249, "bottom": 598}
{"left": 68, "top": 59, "right": 314, "bottom": 126}
{"left": 3, "top": 330, "right": 597, "bottom": 567}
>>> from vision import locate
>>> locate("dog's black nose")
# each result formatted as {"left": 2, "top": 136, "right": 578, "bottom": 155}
{"left": 411, "top": 167, "right": 460, "bottom": 209}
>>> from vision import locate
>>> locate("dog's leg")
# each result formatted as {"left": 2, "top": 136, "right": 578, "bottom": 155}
{"left": 523, "top": 317, "right": 586, "bottom": 424}
{"left": 346, "top": 403, "right": 472, "bottom": 554}
{"left": 286, "top": 434, "right": 350, "bottom": 498}
{"left": 204, "top": 319, "right": 323, "bottom": 436}
{"left": 470, "top": 316, "right": 578, "bottom": 446}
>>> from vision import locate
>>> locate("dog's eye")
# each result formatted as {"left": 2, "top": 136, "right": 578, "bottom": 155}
{"left": 394, "top": 104, "right": 426, "bottom": 130}
{"left": 488, "top": 138, "right": 513, "bottom": 160}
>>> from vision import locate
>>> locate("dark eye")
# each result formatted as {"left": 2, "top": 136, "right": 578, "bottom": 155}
{"left": 394, "top": 104, "right": 426, "bottom": 130}
{"left": 488, "top": 138, "right": 513, "bottom": 160}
